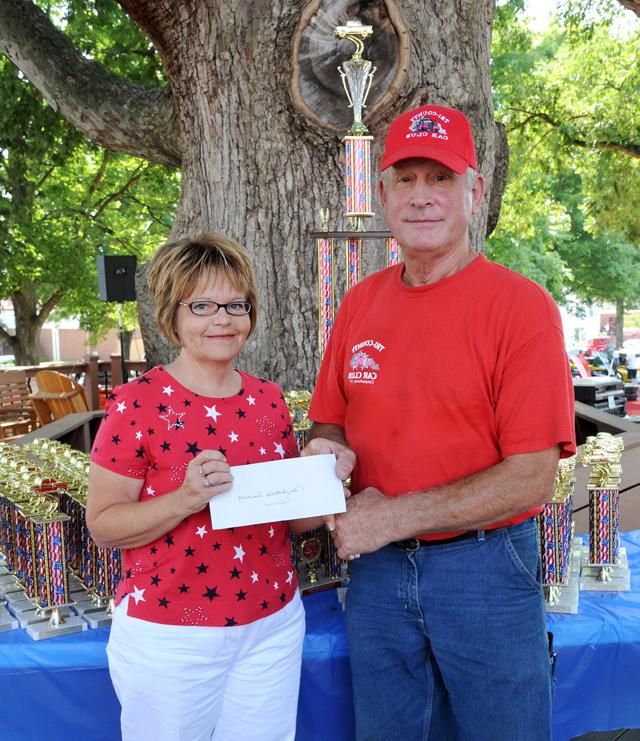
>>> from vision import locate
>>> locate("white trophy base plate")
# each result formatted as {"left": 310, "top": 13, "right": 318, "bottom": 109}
{"left": 544, "top": 540, "right": 582, "bottom": 614}
{"left": 580, "top": 547, "right": 630, "bottom": 591}
{"left": 26, "top": 613, "right": 87, "bottom": 640}
{"left": 0, "top": 604, "right": 19, "bottom": 632}
{"left": 82, "top": 608, "right": 113, "bottom": 628}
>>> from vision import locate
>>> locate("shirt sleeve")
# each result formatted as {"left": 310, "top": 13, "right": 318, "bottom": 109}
{"left": 494, "top": 312, "right": 576, "bottom": 460}
{"left": 90, "top": 385, "right": 149, "bottom": 479}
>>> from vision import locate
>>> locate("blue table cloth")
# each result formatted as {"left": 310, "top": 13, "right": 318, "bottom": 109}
{"left": 2, "top": 531, "right": 640, "bottom": 741}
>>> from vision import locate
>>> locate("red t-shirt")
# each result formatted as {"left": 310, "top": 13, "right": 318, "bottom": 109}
{"left": 309, "top": 255, "right": 576, "bottom": 538}
{"left": 91, "top": 366, "right": 299, "bottom": 626}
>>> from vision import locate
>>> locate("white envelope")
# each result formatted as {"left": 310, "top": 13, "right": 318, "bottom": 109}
{"left": 208, "top": 454, "right": 346, "bottom": 530}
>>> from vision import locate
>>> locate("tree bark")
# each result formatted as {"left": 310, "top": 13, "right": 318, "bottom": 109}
{"left": 2, "top": 0, "right": 501, "bottom": 389}
{"left": 1, "top": 287, "right": 63, "bottom": 365}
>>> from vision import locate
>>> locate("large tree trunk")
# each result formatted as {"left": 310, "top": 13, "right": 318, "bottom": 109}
{"left": 1, "top": 0, "right": 501, "bottom": 389}
{"left": 124, "top": 0, "right": 500, "bottom": 389}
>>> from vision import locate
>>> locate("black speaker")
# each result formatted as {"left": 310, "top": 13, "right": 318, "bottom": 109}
{"left": 96, "top": 255, "right": 137, "bottom": 302}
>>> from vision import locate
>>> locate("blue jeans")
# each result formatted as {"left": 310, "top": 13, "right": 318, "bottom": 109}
{"left": 345, "top": 519, "right": 552, "bottom": 741}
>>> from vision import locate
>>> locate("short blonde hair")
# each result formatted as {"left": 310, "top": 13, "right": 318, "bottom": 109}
{"left": 147, "top": 233, "right": 258, "bottom": 347}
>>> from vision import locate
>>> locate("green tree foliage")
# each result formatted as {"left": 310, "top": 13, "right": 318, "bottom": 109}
{"left": 0, "top": 0, "right": 179, "bottom": 364}
{"left": 488, "top": 0, "right": 640, "bottom": 342}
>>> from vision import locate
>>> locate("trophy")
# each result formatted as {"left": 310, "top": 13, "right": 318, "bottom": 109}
{"left": 334, "top": 20, "right": 376, "bottom": 137}
{"left": 298, "top": 536, "right": 323, "bottom": 589}
{"left": 537, "top": 456, "right": 580, "bottom": 613}
{"left": 579, "top": 433, "right": 630, "bottom": 591}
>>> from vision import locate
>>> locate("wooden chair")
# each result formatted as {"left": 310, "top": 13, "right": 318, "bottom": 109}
{"left": 30, "top": 370, "right": 89, "bottom": 424}
{"left": 0, "top": 369, "right": 40, "bottom": 441}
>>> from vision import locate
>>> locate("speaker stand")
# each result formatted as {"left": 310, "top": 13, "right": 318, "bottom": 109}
{"left": 118, "top": 303, "right": 128, "bottom": 384}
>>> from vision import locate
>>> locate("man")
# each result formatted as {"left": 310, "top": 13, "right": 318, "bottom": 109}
{"left": 305, "top": 105, "right": 575, "bottom": 741}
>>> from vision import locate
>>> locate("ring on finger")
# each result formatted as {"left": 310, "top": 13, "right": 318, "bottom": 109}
{"left": 198, "top": 466, "right": 205, "bottom": 476}
{"left": 203, "top": 475, "right": 211, "bottom": 488}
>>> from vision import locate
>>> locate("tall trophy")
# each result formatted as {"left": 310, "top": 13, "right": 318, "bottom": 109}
{"left": 579, "top": 433, "right": 629, "bottom": 590}
{"left": 537, "top": 456, "right": 580, "bottom": 613}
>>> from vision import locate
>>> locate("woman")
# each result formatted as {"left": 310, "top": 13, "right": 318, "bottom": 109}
{"left": 87, "top": 233, "right": 305, "bottom": 741}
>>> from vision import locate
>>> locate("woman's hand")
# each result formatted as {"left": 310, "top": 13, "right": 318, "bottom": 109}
{"left": 175, "top": 450, "right": 233, "bottom": 517}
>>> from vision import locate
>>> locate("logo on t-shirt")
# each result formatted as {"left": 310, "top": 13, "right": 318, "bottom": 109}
{"left": 347, "top": 340, "right": 384, "bottom": 385}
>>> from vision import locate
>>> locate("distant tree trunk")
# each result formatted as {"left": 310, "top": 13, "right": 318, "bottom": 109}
{"left": 1, "top": 286, "right": 61, "bottom": 365}
{"left": 616, "top": 299, "right": 625, "bottom": 348}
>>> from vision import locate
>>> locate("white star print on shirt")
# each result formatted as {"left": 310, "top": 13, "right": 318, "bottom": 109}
{"left": 268, "top": 526, "right": 275, "bottom": 538}
{"left": 286, "top": 570, "right": 294, "bottom": 584}
{"left": 274, "top": 442, "right": 286, "bottom": 458}
{"left": 251, "top": 571, "right": 259, "bottom": 583}
{"left": 204, "top": 404, "right": 221, "bottom": 421}
{"left": 233, "top": 544, "right": 246, "bottom": 563}
{"left": 116, "top": 401, "right": 127, "bottom": 414}
{"left": 228, "top": 431, "right": 239, "bottom": 443}
{"left": 246, "top": 395, "right": 256, "bottom": 406}
{"left": 131, "top": 585, "right": 146, "bottom": 604}
{"left": 195, "top": 525, "right": 208, "bottom": 539}
{"left": 135, "top": 430, "right": 142, "bottom": 440}
{"left": 162, "top": 385, "right": 174, "bottom": 396}
{"left": 146, "top": 486, "right": 155, "bottom": 496}
{"left": 259, "top": 447, "right": 266, "bottom": 456}
{"left": 273, "top": 581, "right": 279, "bottom": 590}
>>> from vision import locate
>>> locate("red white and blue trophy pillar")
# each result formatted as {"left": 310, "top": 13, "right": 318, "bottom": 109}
{"left": 579, "top": 433, "right": 629, "bottom": 590}
{"left": 335, "top": 20, "right": 376, "bottom": 288}
{"left": 537, "top": 456, "right": 580, "bottom": 613}
{"left": 316, "top": 209, "right": 335, "bottom": 358}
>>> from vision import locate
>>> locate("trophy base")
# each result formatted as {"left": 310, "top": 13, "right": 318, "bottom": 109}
{"left": 0, "top": 575, "right": 20, "bottom": 596}
{"left": 3, "top": 586, "right": 27, "bottom": 603}
{"left": 580, "top": 546, "right": 630, "bottom": 591}
{"left": 298, "top": 575, "right": 345, "bottom": 596}
{"left": 543, "top": 539, "right": 582, "bottom": 614}
{"left": 82, "top": 608, "right": 113, "bottom": 628}
{"left": 17, "top": 606, "right": 74, "bottom": 629}
{"left": 0, "top": 604, "right": 19, "bottom": 632}
{"left": 25, "top": 613, "right": 87, "bottom": 640}
{"left": 73, "top": 597, "right": 106, "bottom": 614}
{"left": 7, "top": 598, "right": 39, "bottom": 617}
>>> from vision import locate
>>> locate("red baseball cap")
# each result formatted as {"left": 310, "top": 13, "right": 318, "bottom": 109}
{"left": 380, "top": 104, "right": 477, "bottom": 174}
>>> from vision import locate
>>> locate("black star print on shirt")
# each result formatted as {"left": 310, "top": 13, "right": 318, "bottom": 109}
{"left": 207, "top": 425, "right": 216, "bottom": 435}
{"left": 212, "top": 542, "right": 221, "bottom": 551}
{"left": 186, "top": 441, "right": 201, "bottom": 457}
{"left": 135, "top": 446, "right": 145, "bottom": 458}
{"left": 259, "top": 545, "right": 268, "bottom": 555}
{"left": 230, "top": 567, "right": 241, "bottom": 579}
{"left": 236, "top": 408, "right": 246, "bottom": 418}
{"left": 203, "top": 586, "right": 220, "bottom": 601}
{"left": 150, "top": 574, "right": 161, "bottom": 586}
{"left": 137, "top": 376, "right": 151, "bottom": 385}
{"left": 150, "top": 546, "right": 157, "bottom": 554}
{"left": 235, "top": 589, "right": 247, "bottom": 601}
{"left": 164, "top": 535, "right": 174, "bottom": 547}
{"left": 112, "top": 435, "right": 121, "bottom": 445}
{"left": 179, "top": 584, "right": 190, "bottom": 593}
{"left": 261, "top": 600, "right": 269, "bottom": 609}
{"left": 185, "top": 546, "right": 195, "bottom": 557}
{"left": 133, "top": 400, "right": 141, "bottom": 409}
{"left": 161, "top": 441, "right": 171, "bottom": 452}
{"left": 158, "top": 597, "right": 170, "bottom": 608}
{"left": 197, "top": 562, "right": 209, "bottom": 574}
{"left": 225, "top": 617, "right": 237, "bottom": 626}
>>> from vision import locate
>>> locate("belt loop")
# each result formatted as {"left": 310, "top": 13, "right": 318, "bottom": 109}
{"left": 477, "top": 529, "right": 485, "bottom": 543}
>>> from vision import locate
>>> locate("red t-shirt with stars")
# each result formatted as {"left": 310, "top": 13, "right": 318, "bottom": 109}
{"left": 90, "top": 366, "right": 299, "bottom": 627}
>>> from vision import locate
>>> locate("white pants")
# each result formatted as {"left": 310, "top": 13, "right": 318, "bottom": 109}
{"left": 107, "top": 593, "right": 305, "bottom": 741}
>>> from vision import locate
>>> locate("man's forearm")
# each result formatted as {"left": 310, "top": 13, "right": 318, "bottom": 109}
{"left": 308, "top": 422, "right": 349, "bottom": 447}
{"left": 376, "top": 446, "right": 561, "bottom": 541}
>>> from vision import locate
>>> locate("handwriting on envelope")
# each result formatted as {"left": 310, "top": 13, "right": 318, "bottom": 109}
{"left": 209, "top": 454, "right": 345, "bottom": 530}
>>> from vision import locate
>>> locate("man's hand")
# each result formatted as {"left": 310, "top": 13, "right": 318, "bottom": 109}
{"left": 332, "top": 487, "right": 396, "bottom": 559}
{"left": 302, "top": 436, "right": 355, "bottom": 481}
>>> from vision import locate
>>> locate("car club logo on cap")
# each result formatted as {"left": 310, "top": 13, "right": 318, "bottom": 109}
{"left": 380, "top": 104, "right": 477, "bottom": 174}
{"left": 409, "top": 113, "right": 448, "bottom": 138}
